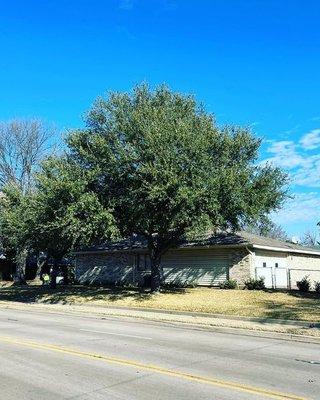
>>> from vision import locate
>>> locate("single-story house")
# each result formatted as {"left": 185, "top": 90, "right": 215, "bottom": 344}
{"left": 74, "top": 231, "right": 320, "bottom": 289}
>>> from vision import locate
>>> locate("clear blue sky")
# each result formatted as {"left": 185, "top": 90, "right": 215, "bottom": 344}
{"left": 1, "top": 0, "right": 320, "bottom": 238}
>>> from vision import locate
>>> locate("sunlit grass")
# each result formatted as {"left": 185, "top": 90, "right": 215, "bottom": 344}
{"left": 0, "top": 283, "right": 319, "bottom": 322}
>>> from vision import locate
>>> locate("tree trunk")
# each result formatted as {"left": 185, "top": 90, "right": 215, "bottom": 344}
{"left": 62, "top": 265, "right": 69, "bottom": 285}
{"left": 150, "top": 255, "right": 162, "bottom": 293}
{"left": 148, "top": 231, "right": 184, "bottom": 292}
{"left": 14, "top": 248, "right": 28, "bottom": 285}
{"left": 35, "top": 254, "right": 47, "bottom": 281}
{"left": 49, "top": 258, "right": 59, "bottom": 289}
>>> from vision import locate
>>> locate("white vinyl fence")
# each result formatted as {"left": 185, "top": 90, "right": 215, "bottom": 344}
{"left": 256, "top": 267, "right": 288, "bottom": 289}
{"left": 288, "top": 269, "right": 320, "bottom": 290}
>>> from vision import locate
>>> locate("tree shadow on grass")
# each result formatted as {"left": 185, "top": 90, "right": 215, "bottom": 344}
{"left": 250, "top": 290, "right": 320, "bottom": 323}
{"left": 0, "top": 284, "right": 187, "bottom": 305}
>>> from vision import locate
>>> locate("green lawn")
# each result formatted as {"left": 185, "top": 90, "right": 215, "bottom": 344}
{"left": 0, "top": 283, "right": 319, "bottom": 322}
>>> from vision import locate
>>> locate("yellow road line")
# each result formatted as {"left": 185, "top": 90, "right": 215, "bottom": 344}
{"left": 0, "top": 335, "right": 309, "bottom": 400}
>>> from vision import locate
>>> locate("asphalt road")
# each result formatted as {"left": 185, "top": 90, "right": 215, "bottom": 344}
{"left": 0, "top": 307, "right": 319, "bottom": 400}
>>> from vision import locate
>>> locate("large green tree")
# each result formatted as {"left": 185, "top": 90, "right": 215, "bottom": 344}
{"left": 29, "top": 156, "right": 118, "bottom": 286}
{"left": 0, "top": 185, "right": 33, "bottom": 283}
{"left": 0, "top": 156, "right": 118, "bottom": 286}
{"left": 0, "top": 119, "right": 54, "bottom": 283}
{"left": 66, "top": 84, "right": 288, "bottom": 291}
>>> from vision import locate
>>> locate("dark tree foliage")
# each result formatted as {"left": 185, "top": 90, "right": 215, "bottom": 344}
{"left": 65, "top": 84, "right": 288, "bottom": 291}
{"left": 28, "top": 156, "right": 119, "bottom": 285}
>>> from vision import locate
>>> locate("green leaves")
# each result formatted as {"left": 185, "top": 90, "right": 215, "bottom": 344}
{"left": 0, "top": 83, "right": 289, "bottom": 274}
{"left": 0, "top": 184, "right": 34, "bottom": 262}
{"left": 29, "top": 156, "right": 119, "bottom": 258}
{"left": 67, "top": 83, "right": 288, "bottom": 240}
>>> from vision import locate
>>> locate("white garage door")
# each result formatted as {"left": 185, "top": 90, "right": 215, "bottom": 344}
{"left": 161, "top": 249, "right": 229, "bottom": 286}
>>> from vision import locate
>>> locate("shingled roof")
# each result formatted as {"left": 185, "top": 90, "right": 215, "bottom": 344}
{"left": 232, "top": 231, "right": 320, "bottom": 253}
{"left": 76, "top": 231, "right": 320, "bottom": 256}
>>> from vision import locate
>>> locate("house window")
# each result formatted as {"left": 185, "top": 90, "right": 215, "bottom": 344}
{"left": 275, "top": 262, "right": 279, "bottom": 268}
{"left": 263, "top": 262, "right": 267, "bottom": 268}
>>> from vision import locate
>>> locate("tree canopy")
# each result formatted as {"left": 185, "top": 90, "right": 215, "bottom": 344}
{"left": 29, "top": 156, "right": 119, "bottom": 260}
{"left": 0, "top": 119, "right": 54, "bottom": 283}
{"left": 0, "top": 185, "right": 34, "bottom": 283}
{"left": 65, "top": 84, "right": 288, "bottom": 290}
{"left": 0, "top": 119, "right": 54, "bottom": 193}
{"left": 0, "top": 84, "right": 289, "bottom": 290}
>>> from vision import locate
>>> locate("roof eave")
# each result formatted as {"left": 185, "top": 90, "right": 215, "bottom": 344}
{"left": 73, "top": 243, "right": 251, "bottom": 255}
{"left": 252, "top": 244, "right": 320, "bottom": 256}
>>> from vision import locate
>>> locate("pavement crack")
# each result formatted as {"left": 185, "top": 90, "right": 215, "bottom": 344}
{"left": 239, "top": 342, "right": 283, "bottom": 353}
{"left": 65, "top": 372, "right": 153, "bottom": 399}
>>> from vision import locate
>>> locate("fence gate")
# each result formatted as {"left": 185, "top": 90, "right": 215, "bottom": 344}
{"left": 256, "top": 267, "right": 288, "bottom": 289}
{"left": 256, "top": 267, "right": 273, "bottom": 287}
{"left": 274, "top": 268, "right": 288, "bottom": 288}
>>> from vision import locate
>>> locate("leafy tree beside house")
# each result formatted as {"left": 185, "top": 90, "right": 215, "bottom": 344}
{"left": 0, "top": 185, "right": 33, "bottom": 283}
{"left": 23, "top": 156, "right": 119, "bottom": 287}
{"left": 0, "top": 154, "right": 118, "bottom": 287}
{"left": 0, "top": 85, "right": 288, "bottom": 291}
{"left": 0, "top": 121, "right": 117, "bottom": 284}
{"left": 64, "top": 84, "right": 288, "bottom": 292}
{"left": 0, "top": 119, "right": 54, "bottom": 284}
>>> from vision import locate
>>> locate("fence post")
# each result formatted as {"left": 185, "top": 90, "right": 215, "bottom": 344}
{"left": 288, "top": 269, "right": 291, "bottom": 290}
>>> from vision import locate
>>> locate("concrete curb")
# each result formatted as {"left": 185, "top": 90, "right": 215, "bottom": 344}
{"left": 0, "top": 301, "right": 319, "bottom": 345}
{"left": 83, "top": 304, "right": 320, "bottom": 328}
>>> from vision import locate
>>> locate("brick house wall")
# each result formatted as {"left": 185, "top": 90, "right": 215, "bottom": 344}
{"left": 75, "top": 251, "right": 135, "bottom": 285}
{"left": 75, "top": 248, "right": 252, "bottom": 287}
{"left": 228, "top": 249, "right": 252, "bottom": 284}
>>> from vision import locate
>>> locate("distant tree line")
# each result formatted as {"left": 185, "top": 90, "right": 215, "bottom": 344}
{"left": 244, "top": 217, "right": 288, "bottom": 242}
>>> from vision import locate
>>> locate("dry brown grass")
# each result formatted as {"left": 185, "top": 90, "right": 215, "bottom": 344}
{"left": 0, "top": 284, "right": 320, "bottom": 322}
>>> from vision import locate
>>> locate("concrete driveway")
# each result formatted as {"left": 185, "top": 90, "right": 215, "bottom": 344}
{"left": 0, "top": 307, "right": 318, "bottom": 399}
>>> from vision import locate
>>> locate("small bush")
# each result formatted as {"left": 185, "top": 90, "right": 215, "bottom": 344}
{"left": 296, "top": 276, "right": 310, "bottom": 292}
{"left": 162, "top": 280, "right": 198, "bottom": 289}
{"left": 162, "top": 281, "right": 188, "bottom": 289}
{"left": 314, "top": 281, "right": 320, "bottom": 294}
{"left": 219, "top": 279, "right": 238, "bottom": 289}
{"left": 244, "top": 277, "right": 265, "bottom": 290}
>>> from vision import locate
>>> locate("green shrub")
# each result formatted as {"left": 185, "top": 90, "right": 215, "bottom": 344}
{"left": 314, "top": 281, "right": 320, "bottom": 294}
{"left": 244, "top": 277, "right": 265, "bottom": 290}
{"left": 162, "top": 281, "right": 188, "bottom": 289}
{"left": 219, "top": 279, "right": 238, "bottom": 289}
{"left": 296, "top": 276, "right": 310, "bottom": 292}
